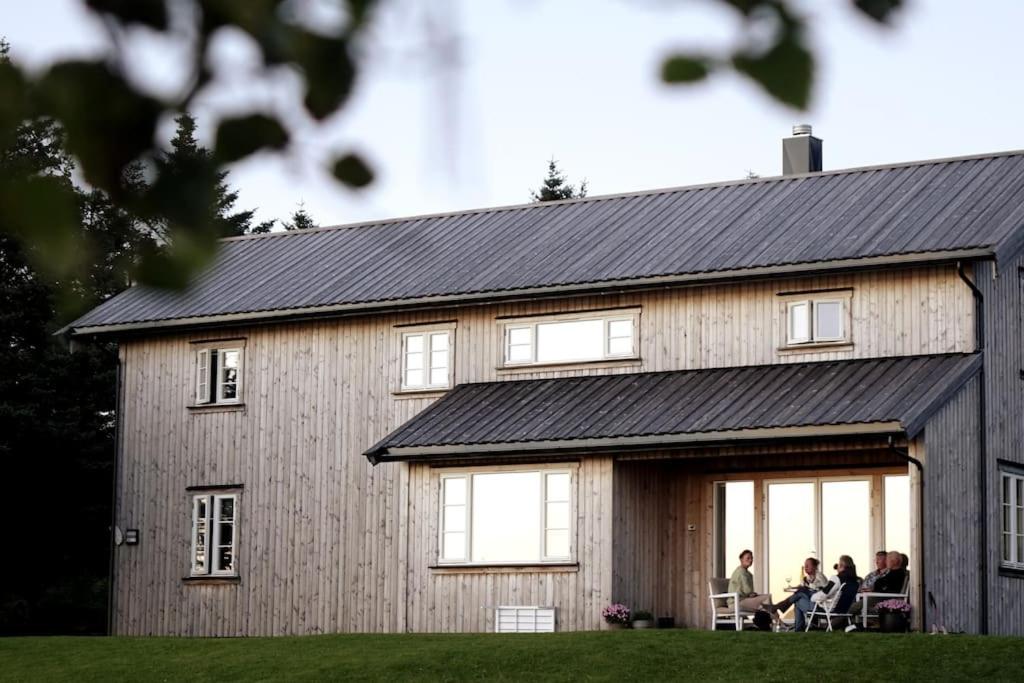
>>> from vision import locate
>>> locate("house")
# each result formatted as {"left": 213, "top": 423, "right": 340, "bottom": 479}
{"left": 68, "top": 127, "right": 1024, "bottom": 636}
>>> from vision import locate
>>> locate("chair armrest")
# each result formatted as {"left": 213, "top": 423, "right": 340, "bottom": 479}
{"left": 709, "top": 592, "right": 739, "bottom": 599}
{"left": 858, "top": 592, "right": 908, "bottom": 600}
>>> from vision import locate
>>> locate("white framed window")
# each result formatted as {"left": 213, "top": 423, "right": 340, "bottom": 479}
{"left": 1001, "top": 469, "right": 1024, "bottom": 570}
{"left": 784, "top": 294, "right": 850, "bottom": 346}
{"left": 400, "top": 329, "right": 453, "bottom": 391}
{"left": 195, "top": 345, "right": 243, "bottom": 405}
{"left": 438, "top": 468, "right": 574, "bottom": 565}
{"left": 501, "top": 310, "right": 639, "bottom": 367}
{"left": 190, "top": 492, "right": 239, "bottom": 576}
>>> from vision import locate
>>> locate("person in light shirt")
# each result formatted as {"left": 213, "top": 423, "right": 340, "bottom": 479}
{"left": 772, "top": 557, "right": 828, "bottom": 631}
{"left": 727, "top": 549, "right": 774, "bottom": 616}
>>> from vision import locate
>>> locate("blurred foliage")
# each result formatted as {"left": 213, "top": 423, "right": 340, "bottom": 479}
{"left": 531, "top": 159, "right": 587, "bottom": 202}
{"left": 0, "top": 0, "right": 902, "bottom": 298}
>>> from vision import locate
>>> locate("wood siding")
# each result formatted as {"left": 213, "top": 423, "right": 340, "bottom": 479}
{"left": 976, "top": 255, "right": 1024, "bottom": 635}
{"left": 111, "top": 266, "right": 974, "bottom": 635}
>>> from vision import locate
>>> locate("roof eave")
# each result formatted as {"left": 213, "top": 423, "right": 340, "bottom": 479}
{"left": 70, "top": 248, "right": 995, "bottom": 338}
{"left": 365, "top": 421, "right": 906, "bottom": 464}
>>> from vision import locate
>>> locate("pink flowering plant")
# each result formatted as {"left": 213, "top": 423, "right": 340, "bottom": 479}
{"left": 876, "top": 598, "right": 912, "bottom": 614}
{"left": 602, "top": 603, "right": 631, "bottom": 625}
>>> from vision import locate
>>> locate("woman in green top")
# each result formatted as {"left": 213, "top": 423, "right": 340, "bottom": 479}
{"left": 728, "top": 549, "right": 774, "bottom": 613}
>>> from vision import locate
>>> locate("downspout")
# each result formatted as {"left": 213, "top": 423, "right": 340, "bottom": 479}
{"left": 957, "top": 261, "right": 988, "bottom": 635}
{"left": 887, "top": 437, "right": 925, "bottom": 630}
{"left": 106, "top": 350, "right": 124, "bottom": 636}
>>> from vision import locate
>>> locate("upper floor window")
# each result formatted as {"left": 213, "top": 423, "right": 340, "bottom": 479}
{"left": 191, "top": 492, "right": 239, "bottom": 576}
{"left": 400, "top": 326, "right": 454, "bottom": 391}
{"left": 439, "top": 468, "right": 573, "bottom": 565}
{"left": 502, "top": 309, "right": 639, "bottom": 367}
{"left": 1001, "top": 468, "right": 1024, "bottom": 571}
{"left": 195, "top": 344, "right": 244, "bottom": 405}
{"left": 783, "top": 292, "right": 851, "bottom": 346}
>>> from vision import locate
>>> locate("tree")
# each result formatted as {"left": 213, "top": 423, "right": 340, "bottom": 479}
{"left": 282, "top": 202, "right": 318, "bottom": 231}
{"left": 531, "top": 159, "right": 588, "bottom": 202}
{"left": 0, "top": 1, "right": 902, "bottom": 293}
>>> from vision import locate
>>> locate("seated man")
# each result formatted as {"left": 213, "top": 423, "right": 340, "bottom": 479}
{"left": 850, "top": 550, "right": 907, "bottom": 620}
{"left": 859, "top": 550, "right": 889, "bottom": 593}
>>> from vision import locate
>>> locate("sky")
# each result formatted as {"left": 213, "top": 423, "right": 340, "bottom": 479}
{"left": 5, "top": 0, "right": 1024, "bottom": 229}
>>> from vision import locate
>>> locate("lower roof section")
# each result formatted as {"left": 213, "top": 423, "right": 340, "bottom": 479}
{"left": 365, "top": 353, "right": 981, "bottom": 463}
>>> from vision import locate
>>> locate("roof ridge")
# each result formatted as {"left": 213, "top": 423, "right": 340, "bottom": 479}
{"left": 222, "top": 148, "right": 1024, "bottom": 244}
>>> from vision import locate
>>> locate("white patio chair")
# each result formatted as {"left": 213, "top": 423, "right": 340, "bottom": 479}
{"left": 804, "top": 581, "right": 855, "bottom": 632}
{"left": 855, "top": 571, "right": 911, "bottom": 630}
{"left": 708, "top": 578, "right": 756, "bottom": 631}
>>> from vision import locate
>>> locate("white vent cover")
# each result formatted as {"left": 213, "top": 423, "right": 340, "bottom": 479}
{"left": 495, "top": 606, "right": 556, "bottom": 633}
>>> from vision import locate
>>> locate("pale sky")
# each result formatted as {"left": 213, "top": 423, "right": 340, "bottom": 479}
{"left": 5, "top": 0, "right": 1024, "bottom": 229}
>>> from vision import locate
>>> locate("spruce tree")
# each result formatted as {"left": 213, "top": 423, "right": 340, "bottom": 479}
{"left": 282, "top": 202, "right": 318, "bottom": 231}
{"left": 530, "top": 159, "right": 588, "bottom": 202}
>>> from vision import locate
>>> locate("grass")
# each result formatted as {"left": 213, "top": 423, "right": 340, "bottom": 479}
{"left": 1, "top": 630, "right": 1022, "bottom": 682}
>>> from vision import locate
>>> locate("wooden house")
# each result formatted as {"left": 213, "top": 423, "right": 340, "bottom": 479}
{"left": 68, "top": 129, "right": 1024, "bottom": 635}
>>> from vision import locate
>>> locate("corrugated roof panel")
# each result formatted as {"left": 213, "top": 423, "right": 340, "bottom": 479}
{"left": 70, "top": 151, "right": 1024, "bottom": 332}
{"left": 365, "top": 354, "right": 981, "bottom": 460}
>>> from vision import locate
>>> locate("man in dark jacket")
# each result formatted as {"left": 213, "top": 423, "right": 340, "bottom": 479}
{"left": 849, "top": 551, "right": 907, "bottom": 622}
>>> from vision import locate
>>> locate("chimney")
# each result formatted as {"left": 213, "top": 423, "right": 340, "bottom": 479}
{"left": 782, "top": 124, "right": 822, "bottom": 175}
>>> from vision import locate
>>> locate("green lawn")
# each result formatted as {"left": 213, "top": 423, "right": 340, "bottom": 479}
{"left": 1, "top": 630, "right": 1022, "bottom": 682}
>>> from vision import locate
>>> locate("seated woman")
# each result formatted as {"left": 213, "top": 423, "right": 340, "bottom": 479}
{"left": 807, "top": 555, "right": 861, "bottom": 629}
{"left": 728, "top": 549, "right": 774, "bottom": 618}
{"left": 773, "top": 557, "right": 828, "bottom": 631}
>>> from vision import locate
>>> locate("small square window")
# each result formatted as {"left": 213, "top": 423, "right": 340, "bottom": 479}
{"left": 784, "top": 295, "right": 850, "bottom": 347}
{"left": 401, "top": 329, "right": 453, "bottom": 391}
{"left": 195, "top": 345, "right": 244, "bottom": 405}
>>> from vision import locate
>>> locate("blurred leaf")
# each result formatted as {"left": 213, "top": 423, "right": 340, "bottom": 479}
{"left": 292, "top": 32, "right": 356, "bottom": 120}
{"left": 85, "top": 0, "right": 168, "bottom": 30}
{"left": 213, "top": 114, "right": 289, "bottom": 163}
{"left": 0, "top": 61, "right": 28, "bottom": 151}
{"left": 0, "top": 175, "right": 88, "bottom": 280}
{"left": 34, "top": 62, "right": 162, "bottom": 193}
{"left": 853, "top": 0, "right": 903, "bottom": 23}
{"left": 332, "top": 153, "right": 373, "bottom": 188}
{"left": 135, "top": 229, "right": 219, "bottom": 289}
{"left": 662, "top": 55, "right": 712, "bottom": 83}
{"left": 731, "top": 7, "right": 814, "bottom": 111}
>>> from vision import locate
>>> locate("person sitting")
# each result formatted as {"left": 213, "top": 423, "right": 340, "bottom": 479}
{"left": 850, "top": 550, "right": 907, "bottom": 621}
{"left": 859, "top": 550, "right": 889, "bottom": 592}
{"left": 772, "top": 557, "right": 828, "bottom": 631}
{"left": 728, "top": 549, "right": 774, "bottom": 619}
{"left": 807, "top": 555, "right": 860, "bottom": 630}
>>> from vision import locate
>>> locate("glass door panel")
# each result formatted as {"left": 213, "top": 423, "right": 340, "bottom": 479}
{"left": 714, "top": 482, "right": 755, "bottom": 577}
{"left": 884, "top": 475, "right": 911, "bottom": 568}
{"left": 766, "top": 482, "right": 816, "bottom": 602}
{"left": 821, "top": 480, "right": 871, "bottom": 576}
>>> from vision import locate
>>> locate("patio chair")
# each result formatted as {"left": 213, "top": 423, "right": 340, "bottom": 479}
{"left": 804, "top": 582, "right": 855, "bottom": 632}
{"left": 708, "top": 578, "right": 756, "bottom": 631}
{"left": 854, "top": 571, "right": 911, "bottom": 630}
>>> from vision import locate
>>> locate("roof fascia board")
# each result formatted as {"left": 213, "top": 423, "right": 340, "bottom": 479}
{"left": 366, "top": 421, "right": 905, "bottom": 464}
{"left": 71, "top": 249, "right": 993, "bottom": 337}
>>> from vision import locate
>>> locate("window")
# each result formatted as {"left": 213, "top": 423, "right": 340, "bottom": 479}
{"left": 439, "top": 469, "right": 573, "bottom": 564}
{"left": 195, "top": 346, "right": 243, "bottom": 405}
{"left": 502, "top": 310, "right": 638, "bottom": 366}
{"left": 785, "top": 295, "right": 849, "bottom": 346}
{"left": 401, "top": 330, "right": 452, "bottom": 390}
{"left": 1001, "top": 469, "right": 1024, "bottom": 570}
{"left": 191, "top": 493, "right": 238, "bottom": 576}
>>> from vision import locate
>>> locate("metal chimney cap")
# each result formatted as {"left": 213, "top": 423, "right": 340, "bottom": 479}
{"left": 792, "top": 124, "right": 813, "bottom": 136}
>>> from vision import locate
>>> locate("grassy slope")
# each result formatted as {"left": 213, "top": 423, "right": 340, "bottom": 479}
{"left": 1, "top": 631, "right": 1022, "bottom": 682}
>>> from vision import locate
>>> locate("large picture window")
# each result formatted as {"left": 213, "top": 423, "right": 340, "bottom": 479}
{"left": 190, "top": 492, "right": 239, "bottom": 576}
{"left": 195, "top": 345, "right": 243, "bottom": 405}
{"left": 502, "top": 310, "right": 638, "bottom": 367}
{"left": 1001, "top": 469, "right": 1024, "bottom": 570}
{"left": 439, "top": 469, "right": 573, "bottom": 564}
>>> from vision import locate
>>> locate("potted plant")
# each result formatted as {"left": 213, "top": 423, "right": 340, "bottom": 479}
{"left": 632, "top": 610, "right": 655, "bottom": 629}
{"left": 602, "top": 603, "right": 631, "bottom": 629}
{"left": 877, "top": 598, "right": 911, "bottom": 632}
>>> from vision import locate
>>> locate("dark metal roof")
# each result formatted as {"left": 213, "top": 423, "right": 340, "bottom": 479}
{"left": 365, "top": 354, "right": 981, "bottom": 462}
{"left": 71, "top": 151, "right": 1024, "bottom": 334}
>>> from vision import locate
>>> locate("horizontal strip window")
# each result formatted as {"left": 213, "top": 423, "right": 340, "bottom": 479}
{"left": 502, "top": 309, "right": 639, "bottom": 367}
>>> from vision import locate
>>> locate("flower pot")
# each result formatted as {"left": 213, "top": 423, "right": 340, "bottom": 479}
{"left": 633, "top": 620, "right": 655, "bottom": 629}
{"left": 879, "top": 611, "right": 909, "bottom": 633}
{"left": 606, "top": 622, "right": 628, "bottom": 630}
